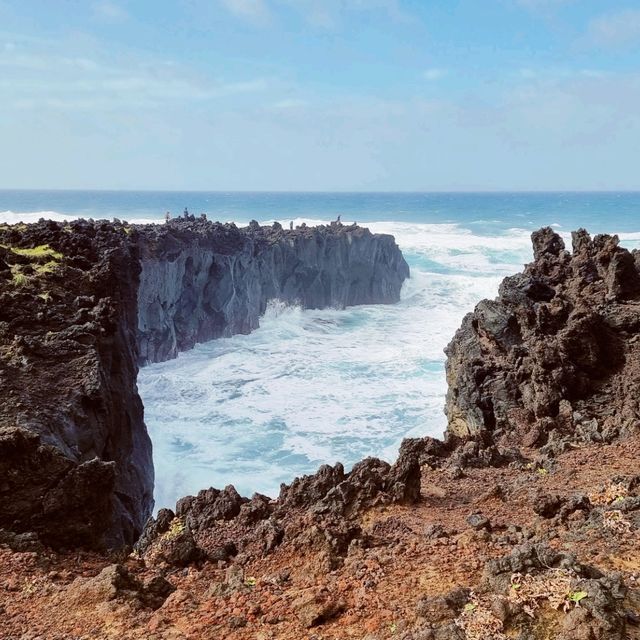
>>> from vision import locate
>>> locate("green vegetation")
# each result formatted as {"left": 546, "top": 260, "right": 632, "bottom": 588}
{"left": 11, "top": 270, "right": 28, "bottom": 287}
{"left": 3, "top": 243, "right": 64, "bottom": 288}
{"left": 568, "top": 591, "right": 588, "bottom": 604}
{"left": 11, "top": 244, "right": 63, "bottom": 261}
{"left": 164, "top": 517, "right": 186, "bottom": 540}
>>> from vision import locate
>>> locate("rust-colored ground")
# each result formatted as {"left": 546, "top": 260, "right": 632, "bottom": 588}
{"left": 2, "top": 436, "right": 639, "bottom": 640}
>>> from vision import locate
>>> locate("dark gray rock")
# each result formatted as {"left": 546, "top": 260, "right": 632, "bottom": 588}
{"left": 136, "top": 219, "right": 410, "bottom": 364}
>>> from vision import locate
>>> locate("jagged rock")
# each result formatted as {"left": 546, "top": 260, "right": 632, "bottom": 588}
{"left": 445, "top": 227, "right": 640, "bottom": 450}
{"left": 65, "top": 564, "right": 174, "bottom": 610}
{"left": 176, "top": 485, "right": 248, "bottom": 531}
{"left": 466, "top": 512, "right": 491, "bottom": 531}
{"left": 0, "top": 529, "right": 44, "bottom": 552}
{"left": 136, "top": 513, "right": 202, "bottom": 567}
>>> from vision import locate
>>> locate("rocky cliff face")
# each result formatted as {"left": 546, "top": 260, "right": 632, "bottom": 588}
{"left": 136, "top": 219, "right": 409, "bottom": 364}
{"left": 0, "top": 219, "right": 152, "bottom": 548}
{"left": 445, "top": 227, "right": 640, "bottom": 452}
{"left": 0, "top": 217, "right": 409, "bottom": 548}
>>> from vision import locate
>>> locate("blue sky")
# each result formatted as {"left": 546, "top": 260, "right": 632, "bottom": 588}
{"left": 1, "top": 0, "right": 639, "bottom": 190}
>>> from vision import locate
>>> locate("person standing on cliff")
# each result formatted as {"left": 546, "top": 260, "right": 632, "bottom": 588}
{"left": 290, "top": 221, "right": 294, "bottom": 230}
{"left": 165, "top": 211, "right": 171, "bottom": 222}
{"left": 183, "top": 207, "right": 189, "bottom": 217}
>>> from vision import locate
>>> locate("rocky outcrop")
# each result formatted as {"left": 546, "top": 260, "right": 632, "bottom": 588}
{"left": 0, "top": 217, "right": 409, "bottom": 549}
{"left": 135, "top": 445, "right": 422, "bottom": 570}
{"left": 136, "top": 218, "right": 409, "bottom": 364}
{"left": 0, "top": 219, "right": 152, "bottom": 548}
{"left": 445, "top": 228, "right": 640, "bottom": 451}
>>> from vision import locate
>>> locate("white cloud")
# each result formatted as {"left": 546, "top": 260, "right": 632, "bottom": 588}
{"left": 220, "top": 0, "right": 408, "bottom": 29}
{"left": 220, "top": 0, "right": 271, "bottom": 24}
{"left": 93, "top": 1, "right": 128, "bottom": 22}
{"left": 588, "top": 9, "right": 640, "bottom": 48}
{"left": 0, "top": 40, "right": 270, "bottom": 110}
{"left": 422, "top": 68, "right": 447, "bottom": 81}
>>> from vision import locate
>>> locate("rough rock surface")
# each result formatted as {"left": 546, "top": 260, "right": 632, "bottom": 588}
{"left": 0, "top": 217, "right": 408, "bottom": 549}
{"left": 1, "top": 227, "right": 640, "bottom": 639}
{"left": 0, "top": 219, "right": 152, "bottom": 548}
{"left": 445, "top": 227, "right": 640, "bottom": 450}
{"left": 136, "top": 218, "right": 410, "bottom": 364}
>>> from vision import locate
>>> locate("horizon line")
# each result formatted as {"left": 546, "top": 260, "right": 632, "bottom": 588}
{"left": 1, "top": 188, "right": 640, "bottom": 195}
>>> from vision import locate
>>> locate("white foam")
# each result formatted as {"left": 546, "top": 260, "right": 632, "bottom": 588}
{"left": 139, "top": 222, "right": 529, "bottom": 508}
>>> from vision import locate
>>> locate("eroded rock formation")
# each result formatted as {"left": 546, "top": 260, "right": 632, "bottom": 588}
{"left": 136, "top": 219, "right": 409, "bottom": 364}
{"left": 0, "top": 217, "right": 409, "bottom": 548}
{"left": 445, "top": 227, "right": 640, "bottom": 452}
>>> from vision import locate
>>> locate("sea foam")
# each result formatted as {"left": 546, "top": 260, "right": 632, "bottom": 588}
{"left": 138, "top": 219, "right": 531, "bottom": 509}
{"left": 4, "top": 207, "right": 638, "bottom": 509}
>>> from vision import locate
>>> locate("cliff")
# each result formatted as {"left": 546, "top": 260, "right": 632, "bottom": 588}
{"left": 0, "top": 219, "right": 152, "bottom": 548}
{"left": 136, "top": 219, "right": 409, "bottom": 364}
{"left": 0, "top": 217, "right": 409, "bottom": 548}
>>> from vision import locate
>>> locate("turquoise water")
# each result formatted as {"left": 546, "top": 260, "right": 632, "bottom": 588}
{"left": 2, "top": 191, "right": 639, "bottom": 509}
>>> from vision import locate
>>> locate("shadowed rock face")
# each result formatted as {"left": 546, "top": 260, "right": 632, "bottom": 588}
{"left": 136, "top": 219, "right": 410, "bottom": 364}
{"left": 445, "top": 227, "right": 640, "bottom": 451}
{"left": 0, "top": 217, "right": 409, "bottom": 548}
{"left": 0, "top": 219, "right": 151, "bottom": 549}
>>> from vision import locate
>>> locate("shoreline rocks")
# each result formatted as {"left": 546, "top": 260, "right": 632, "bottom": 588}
{"left": 0, "top": 217, "right": 409, "bottom": 548}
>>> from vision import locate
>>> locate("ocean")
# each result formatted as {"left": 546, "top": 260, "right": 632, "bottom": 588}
{"left": 2, "top": 190, "right": 640, "bottom": 510}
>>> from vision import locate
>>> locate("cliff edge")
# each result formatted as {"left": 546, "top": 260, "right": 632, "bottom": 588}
{"left": 0, "top": 217, "right": 409, "bottom": 548}
{"left": 137, "top": 218, "right": 409, "bottom": 364}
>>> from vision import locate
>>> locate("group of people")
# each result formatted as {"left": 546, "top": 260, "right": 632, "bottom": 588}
{"left": 162, "top": 210, "right": 349, "bottom": 227}
{"left": 164, "top": 207, "right": 207, "bottom": 223}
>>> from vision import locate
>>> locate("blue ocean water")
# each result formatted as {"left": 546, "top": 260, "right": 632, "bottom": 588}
{"left": 2, "top": 191, "right": 639, "bottom": 509}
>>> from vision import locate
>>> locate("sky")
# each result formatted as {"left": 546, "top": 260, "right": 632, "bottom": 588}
{"left": 1, "top": 0, "right": 639, "bottom": 191}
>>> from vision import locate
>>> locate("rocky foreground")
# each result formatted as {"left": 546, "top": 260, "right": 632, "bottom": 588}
{"left": 1, "top": 226, "right": 640, "bottom": 639}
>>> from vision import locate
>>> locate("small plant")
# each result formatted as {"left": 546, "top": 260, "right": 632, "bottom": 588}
{"left": 12, "top": 270, "right": 28, "bottom": 287}
{"left": 34, "top": 261, "right": 59, "bottom": 275}
{"left": 588, "top": 482, "right": 627, "bottom": 506}
{"left": 568, "top": 590, "right": 588, "bottom": 605}
{"left": 164, "top": 517, "right": 186, "bottom": 540}
{"left": 455, "top": 593, "right": 507, "bottom": 640}
{"left": 22, "top": 578, "right": 38, "bottom": 595}
{"left": 509, "top": 569, "right": 588, "bottom": 616}
{"left": 244, "top": 576, "right": 257, "bottom": 587}
{"left": 602, "top": 510, "right": 632, "bottom": 535}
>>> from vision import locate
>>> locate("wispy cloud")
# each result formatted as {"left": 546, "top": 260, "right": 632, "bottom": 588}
{"left": 92, "top": 1, "right": 128, "bottom": 22}
{"left": 219, "top": 0, "right": 408, "bottom": 29}
{"left": 588, "top": 9, "right": 640, "bottom": 48}
{"left": 422, "top": 68, "right": 447, "bottom": 81}
{"left": 219, "top": 0, "right": 271, "bottom": 25}
{"left": 0, "top": 39, "right": 270, "bottom": 110}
